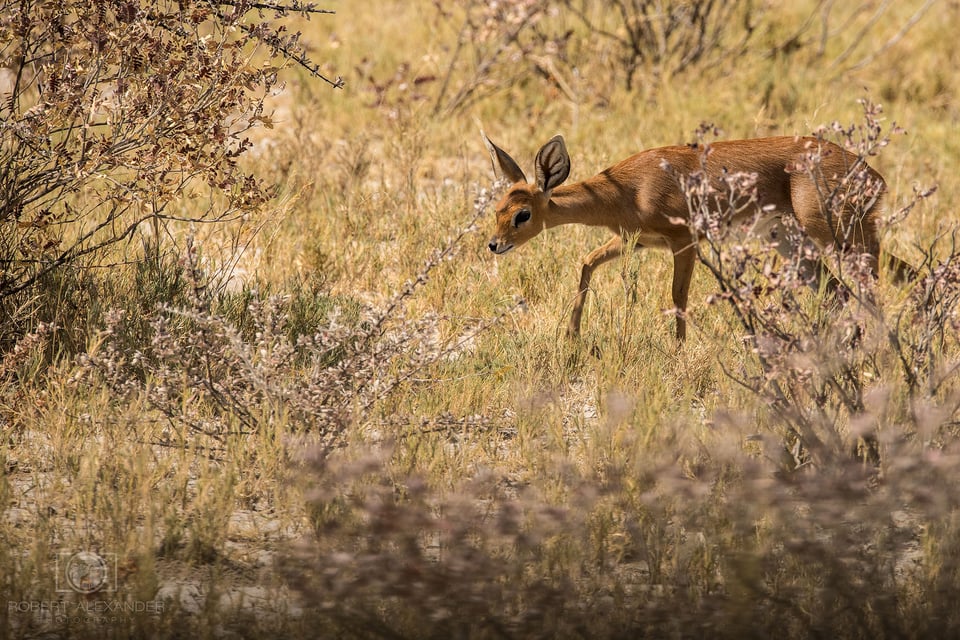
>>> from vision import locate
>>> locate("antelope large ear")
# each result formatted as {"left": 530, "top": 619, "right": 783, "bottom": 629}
{"left": 535, "top": 135, "right": 570, "bottom": 195}
{"left": 482, "top": 134, "right": 527, "bottom": 184}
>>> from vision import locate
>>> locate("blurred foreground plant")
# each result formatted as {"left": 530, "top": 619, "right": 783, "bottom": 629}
{"left": 282, "top": 392, "right": 960, "bottom": 638}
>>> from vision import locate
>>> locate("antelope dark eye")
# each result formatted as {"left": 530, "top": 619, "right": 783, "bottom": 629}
{"left": 513, "top": 209, "right": 531, "bottom": 227}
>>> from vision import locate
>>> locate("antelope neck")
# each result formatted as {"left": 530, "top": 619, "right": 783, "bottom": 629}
{"left": 544, "top": 180, "right": 623, "bottom": 230}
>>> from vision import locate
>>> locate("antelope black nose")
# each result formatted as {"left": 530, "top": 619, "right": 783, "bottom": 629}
{"left": 488, "top": 239, "right": 498, "bottom": 252}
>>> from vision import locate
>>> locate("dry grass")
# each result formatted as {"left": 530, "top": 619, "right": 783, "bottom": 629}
{"left": 2, "top": 1, "right": 959, "bottom": 638}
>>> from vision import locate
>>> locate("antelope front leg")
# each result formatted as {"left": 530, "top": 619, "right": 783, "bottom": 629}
{"left": 567, "top": 236, "right": 624, "bottom": 337}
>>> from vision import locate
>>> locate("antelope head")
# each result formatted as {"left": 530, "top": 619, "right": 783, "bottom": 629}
{"left": 484, "top": 134, "right": 571, "bottom": 255}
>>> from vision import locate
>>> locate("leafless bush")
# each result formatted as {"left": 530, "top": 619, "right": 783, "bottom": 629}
{"left": 770, "top": 0, "right": 936, "bottom": 75}
{"left": 0, "top": 0, "right": 339, "bottom": 349}
{"left": 889, "top": 233, "right": 960, "bottom": 396}
{"left": 431, "top": 0, "right": 573, "bottom": 115}
{"left": 561, "top": 0, "right": 759, "bottom": 90}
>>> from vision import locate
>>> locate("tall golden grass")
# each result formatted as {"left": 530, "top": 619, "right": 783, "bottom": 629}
{"left": 2, "top": 1, "right": 958, "bottom": 638}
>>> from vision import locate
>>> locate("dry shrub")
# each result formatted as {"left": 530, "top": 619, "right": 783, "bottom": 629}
{"left": 431, "top": 0, "right": 573, "bottom": 115}
{"left": 74, "top": 184, "right": 502, "bottom": 453}
{"left": 678, "top": 101, "right": 949, "bottom": 465}
{"left": 0, "top": 0, "right": 338, "bottom": 350}
{"left": 561, "top": 0, "right": 760, "bottom": 90}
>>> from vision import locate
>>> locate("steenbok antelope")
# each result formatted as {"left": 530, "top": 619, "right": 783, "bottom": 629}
{"left": 484, "top": 133, "right": 913, "bottom": 342}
